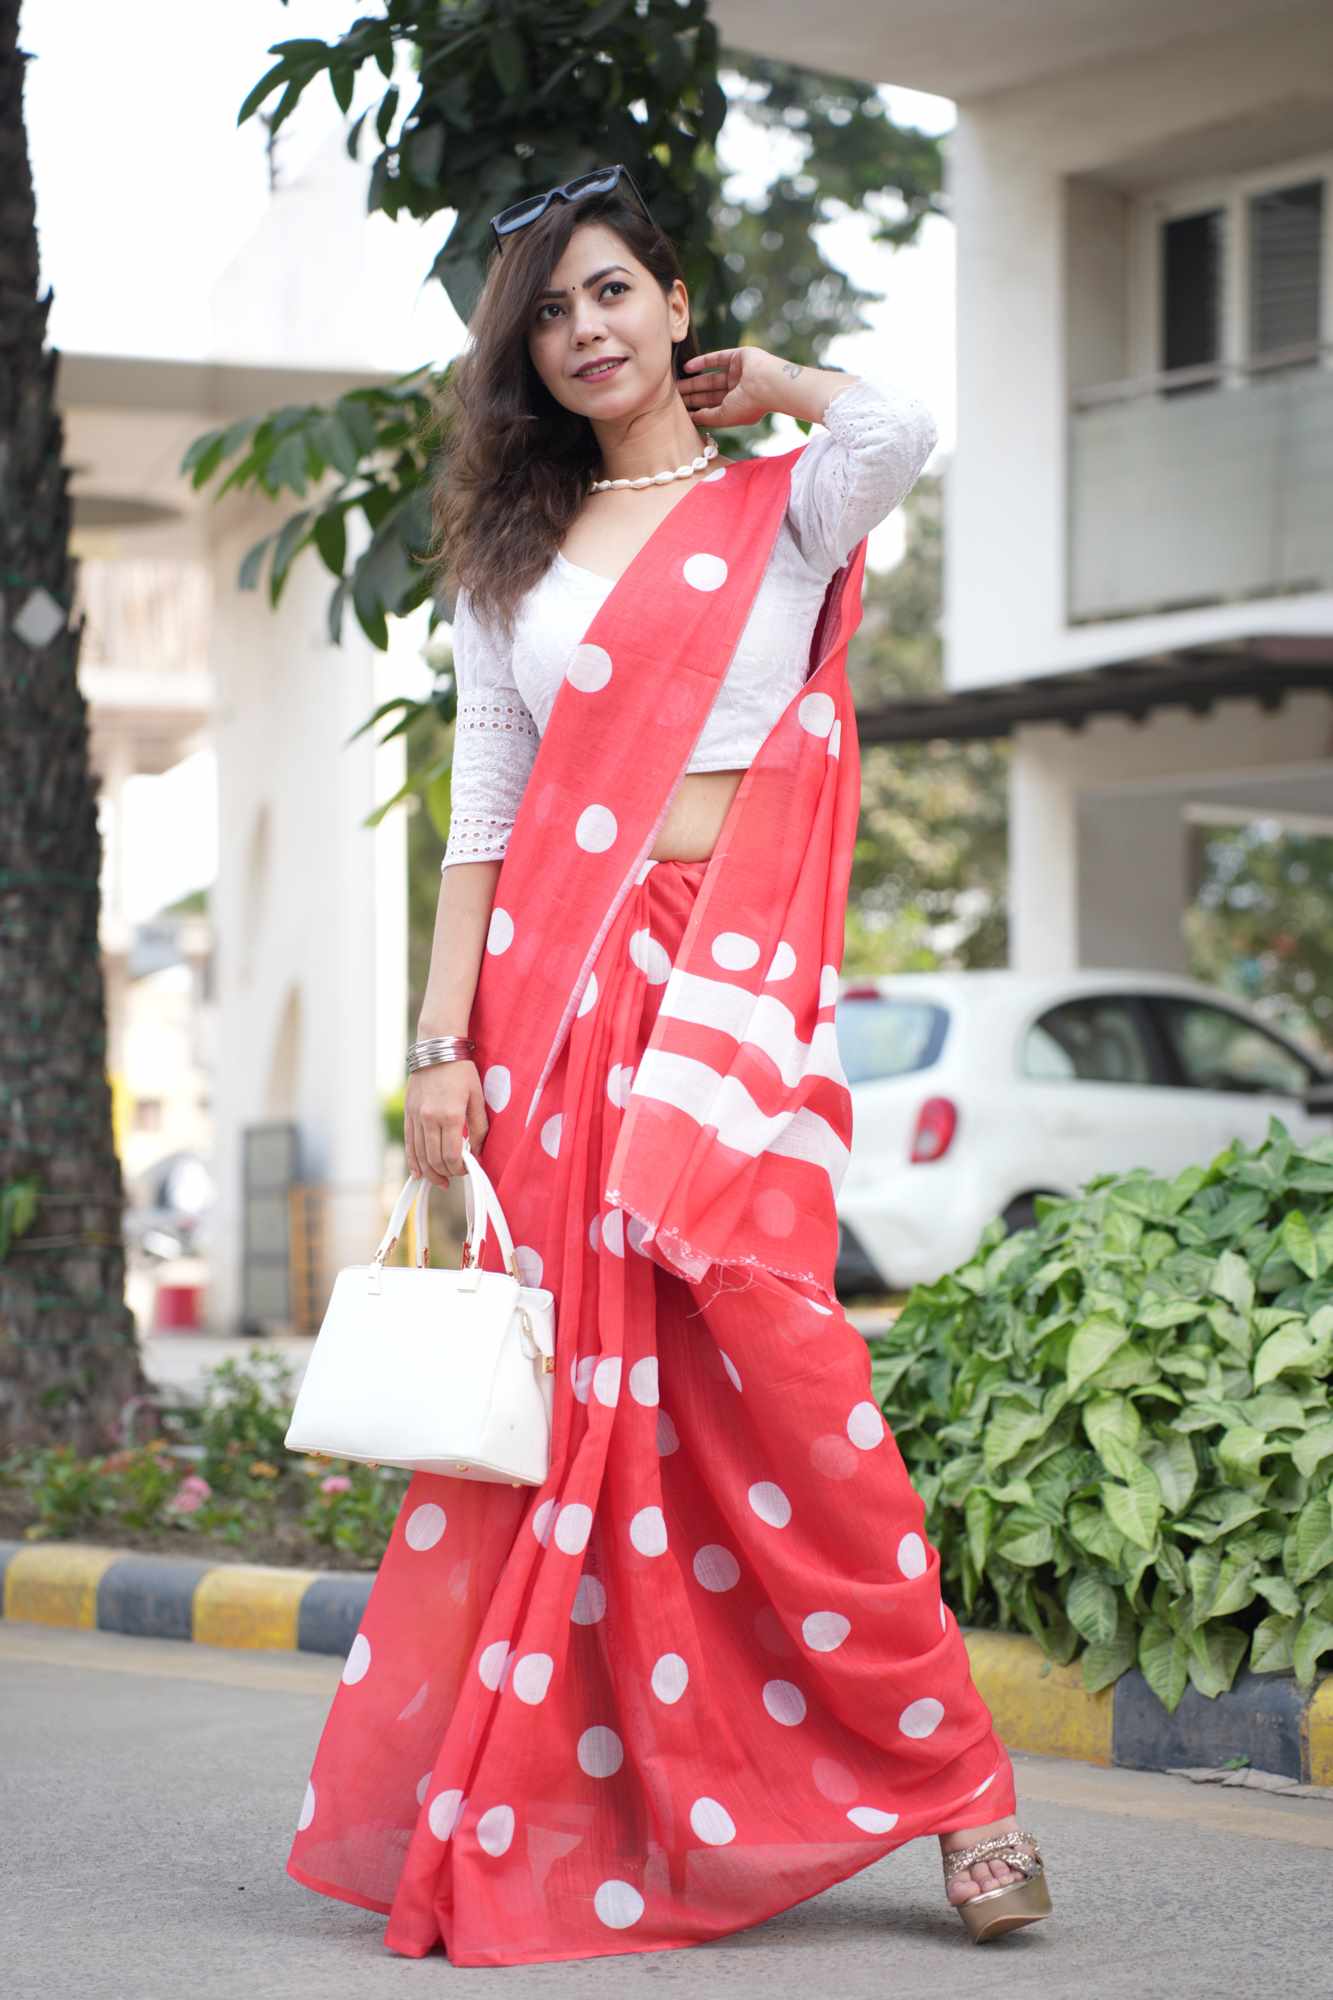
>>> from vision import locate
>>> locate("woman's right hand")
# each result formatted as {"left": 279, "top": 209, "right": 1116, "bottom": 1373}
{"left": 404, "top": 1059, "right": 488, "bottom": 1187}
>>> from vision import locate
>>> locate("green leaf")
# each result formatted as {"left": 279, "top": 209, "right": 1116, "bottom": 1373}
{"left": 1250, "top": 1613, "right": 1297, "bottom": 1673}
{"left": 1139, "top": 1616, "right": 1190, "bottom": 1711}
{"left": 1210, "top": 1554, "right": 1258, "bottom": 1620}
{"left": 1293, "top": 1615, "right": 1333, "bottom": 1688}
{"left": 982, "top": 1402, "right": 1048, "bottom": 1471}
{"left": 1251, "top": 1574, "right": 1300, "bottom": 1617}
{"left": 994, "top": 1517, "right": 1055, "bottom": 1567}
{"left": 1278, "top": 1208, "right": 1321, "bottom": 1279}
{"left": 964, "top": 1488, "right": 996, "bottom": 1573}
{"left": 1068, "top": 1500, "right": 1126, "bottom": 1567}
{"left": 1253, "top": 1318, "right": 1333, "bottom": 1388}
{"left": 1292, "top": 1496, "right": 1333, "bottom": 1586}
{"left": 1066, "top": 1316, "right": 1131, "bottom": 1393}
{"left": 1067, "top": 1571, "right": 1119, "bottom": 1645}
{"left": 313, "top": 508, "right": 347, "bottom": 578}
{"left": 1144, "top": 1433, "right": 1197, "bottom": 1515}
{"left": 488, "top": 23, "right": 527, "bottom": 94}
{"left": 1187, "top": 1622, "right": 1247, "bottom": 1699}
{"left": 1081, "top": 1607, "right": 1138, "bottom": 1693}
{"left": 1217, "top": 1426, "right": 1269, "bottom": 1480}
{"left": 1211, "top": 1248, "right": 1254, "bottom": 1316}
{"left": 1102, "top": 1462, "right": 1162, "bottom": 1551}
{"left": 1188, "top": 1547, "right": 1220, "bottom": 1620}
{"left": 238, "top": 532, "right": 274, "bottom": 592}
{"left": 1135, "top": 1297, "right": 1202, "bottom": 1330}
{"left": 1293, "top": 1424, "right": 1333, "bottom": 1480}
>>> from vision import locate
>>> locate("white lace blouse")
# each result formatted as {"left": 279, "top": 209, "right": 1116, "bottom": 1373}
{"left": 440, "top": 374, "right": 937, "bottom": 870}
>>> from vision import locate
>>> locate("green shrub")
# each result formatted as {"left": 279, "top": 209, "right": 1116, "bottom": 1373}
{"left": 867, "top": 1119, "right": 1333, "bottom": 1710}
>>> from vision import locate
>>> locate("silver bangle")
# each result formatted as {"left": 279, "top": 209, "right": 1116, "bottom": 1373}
{"left": 407, "top": 1035, "right": 476, "bottom": 1073}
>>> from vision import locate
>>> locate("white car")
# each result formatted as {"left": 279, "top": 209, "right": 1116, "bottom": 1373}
{"left": 832, "top": 969, "right": 1332, "bottom": 1294}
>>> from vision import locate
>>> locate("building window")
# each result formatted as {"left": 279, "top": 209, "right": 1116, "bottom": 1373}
{"left": 1248, "top": 179, "right": 1324, "bottom": 365}
{"left": 1161, "top": 208, "right": 1225, "bottom": 382}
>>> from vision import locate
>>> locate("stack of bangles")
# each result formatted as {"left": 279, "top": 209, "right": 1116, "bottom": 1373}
{"left": 406, "top": 1035, "right": 476, "bottom": 1073}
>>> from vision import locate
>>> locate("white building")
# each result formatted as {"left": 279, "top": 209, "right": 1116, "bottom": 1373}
{"left": 721, "top": 0, "right": 1333, "bottom": 976}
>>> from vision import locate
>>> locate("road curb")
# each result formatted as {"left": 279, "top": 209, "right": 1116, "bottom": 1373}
{"left": 3, "top": 1538, "right": 1328, "bottom": 1779}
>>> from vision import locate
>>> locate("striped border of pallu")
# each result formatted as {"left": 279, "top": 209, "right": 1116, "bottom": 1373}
{"left": 2, "top": 1540, "right": 1328, "bottom": 1784}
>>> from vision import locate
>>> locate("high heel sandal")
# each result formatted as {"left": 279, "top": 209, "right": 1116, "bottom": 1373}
{"left": 942, "top": 1828, "right": 1052, "bottom": 1944}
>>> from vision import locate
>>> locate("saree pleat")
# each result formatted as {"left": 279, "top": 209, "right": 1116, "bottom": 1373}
{"left": 286, "top": 857, "right": 1015, "bottom": 1967}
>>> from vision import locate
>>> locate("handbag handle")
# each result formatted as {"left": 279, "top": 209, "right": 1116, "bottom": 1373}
{"left": 372, "top": 1143, "right": 519, "bottom": 1280}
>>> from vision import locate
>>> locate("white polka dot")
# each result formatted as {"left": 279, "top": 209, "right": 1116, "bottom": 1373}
{"left": 656, "top": 1409, "right": 680, "bottom": 1454}
{"left": 554, "top": 1503, "right": 593, "bottom": 1555}
{"left": 566, "top": 642, "right": 613, "bottom": 692}
{"left": 398, "top": 1679, "right": 429, "bottom": 1723}
{"left": 297, "top": 1781, "right": 316, "bottom": 1830}
{"left": 476, "top": 1804, "right": 515, "bottom": 1855}
{"left": 798, "top": 691, "right": 836, "bottom": 737}
{"left": 578, "top": 1725, "right": 624, "bottom": 1777}
{"left": 593, "top": 1357, "right": 622, "bottom": 1406}
{"left": 847, "top": 1401, "right": 885, "bottom": 1451}
{"left": 755, "top": 1188, "right": 797, "bottom": 1238}
{"left": 711, "top": 930, "right": 760, "bottom": 971}
{"left": 811, "top": 1433, "right": 859, "bottom": 1479}
{"left": 415, "top": 1771, "right": 432, "bottom": 1806}
{"left": 577, "top": 972, "right": 599, "bottom": 1017}
{"left": 594, "top": 1879, "right": 644, "bottom": 1929}
{"left": 690, "top": 1797, "right": 736, "bottom": 1845}
{"left": 540, "top": 1113, "right": 563, "bottom": 1159}
{"left": 848, "top": 1805, "right": 899, "bottom": 1833}
{"left": 514, "top": 1244, "right": 543, "bottom": 1287}
{"left": 486, "top": 907, "right": 514, "bottom": 954}
{"left": 899, "top": 1696, "right": 945, "bottom": 1738}
{"left": 897, "top": 1532, "right": 928, "bottom": 1579}
{"left": 600, "top": 1209, "right": 626, "bottom": 1257}
{"left": 969, "top": 1770, "right": 998, "bottom": 1802}
{"left": 802, "top": 1610, "right": 851, "bottom": 1652}
{"left": 570, "top": 1354, "right": 596, "bottom": 1403}
{"left": 630, "top": 1506, "right": 668, "bottom": 1557}
{"left": 588, "top": 1214, "right": 601, "bottom": 1252}
{"left": 827, "top": 718, "right": 842, "bottom": 758}
{"left": 606, "top": 1062, "right": 634, "bottom": 1108}
{"left": 531, "top": 1497, "right": 558, "bottom": 1546}
{"left": 427, "top": 1788, "right": 464, "bottom": 1839}
{"left": 819, "top": 964, "right": 840, "bottom": 1007}
{"left": 765, "top": 940, "right": 797, "bottom": 982}
{"left": 627, "top": 1215, "right": 653, "bottom": 1257}
{"left": 692, "top": 1544, "right": 740, "bottom": 1591}
{"left": 629, "top": 928, "right": 672, "bottom": 983}
{"left": 806, "top": 1297, "right": 834, "bottom": 1316}
{"left": 720, "top": 1351, "right": 742, "bottom": 1393}
{"left": 405, "top": 1502, "right": 447, "bottom": 1551}
{"left": 571, "top": 1575, "right": 607, "bottom": 1625}
{"left": 635, "top": 857, "right": 658, "bottom": 884}
{"left": 478, "top": 1639, "right": 512, "bottom": 1690}
{"left": 483, "top": 1064, "right": 511, "bottom": 1111}
{"left": 683, "top": 551, "right": 728, "bottom": 591}
{"left": 651, "top": 1652, "right": 689, "bottom": 1703}
{"left": 341, "top": 1633, "right": 371, "bottom": 1685}
{"left": 628, "top": 1356, "right": 659, "bottom": 1406}
{"left": 748, "top": 1481, "right": 792, "bottom": 1528}
{"left": 512, "top": 1652, "right": 554, "bottom": 1704}
{"left": 762, "top": 1679, "right": 807, "bottom": 1725}
{"left": 574, "top": 803, "right": 618, "bottom": 852}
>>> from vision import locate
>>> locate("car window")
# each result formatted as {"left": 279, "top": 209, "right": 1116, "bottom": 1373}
{"left": 1023, "top": 998, "right": 1154, "bottom": 1084}
{"left": 1156, "top": 1000, "right": 1315, "bottom": 1096}
{"left": 835, "top": 998, "right": 948, "bottom": 1085}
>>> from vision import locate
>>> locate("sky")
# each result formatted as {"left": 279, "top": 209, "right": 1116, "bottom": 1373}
{"left": 18, "top": 0, "right": 956, "bottom": 916}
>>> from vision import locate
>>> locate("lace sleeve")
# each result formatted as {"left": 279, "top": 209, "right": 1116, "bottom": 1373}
{"left": 786, "top": 374, "right": 939, "bottom": 578}
{"left": 440, "top": 589, "right": 541, "bottom": 871}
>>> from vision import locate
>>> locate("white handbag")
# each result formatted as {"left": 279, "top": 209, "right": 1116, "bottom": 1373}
{"left": 283, "top": 1142, "right": 557, "bottom": 1485}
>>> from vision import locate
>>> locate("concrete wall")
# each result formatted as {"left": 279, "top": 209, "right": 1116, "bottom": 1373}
{"left": 947, "top": 6, "right": 1333, "bottom": 690}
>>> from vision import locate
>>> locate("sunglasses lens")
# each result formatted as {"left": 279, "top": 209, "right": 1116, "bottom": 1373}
{"left": 565, "top": 168, "right": 620, "bottom": 197}
{"left": 496, "top": 194, "right": 548, "bottom": 231}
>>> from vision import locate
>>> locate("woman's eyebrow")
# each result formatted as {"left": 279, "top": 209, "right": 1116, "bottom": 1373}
{"left": 536, "top": 265, "right": 632, "bottom": 300}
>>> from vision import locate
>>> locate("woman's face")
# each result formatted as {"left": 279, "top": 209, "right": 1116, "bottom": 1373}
{"left": 526, "top": 220, "right": 689, "bottom": 418}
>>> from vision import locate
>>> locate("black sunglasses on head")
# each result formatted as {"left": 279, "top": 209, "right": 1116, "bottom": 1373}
{"left": 490, "top": 163, "right": 654, "bottom": 254}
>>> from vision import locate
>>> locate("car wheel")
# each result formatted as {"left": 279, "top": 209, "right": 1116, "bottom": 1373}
{"left": 1001, "top": 1192, "right": 1056, "bottom": 1236}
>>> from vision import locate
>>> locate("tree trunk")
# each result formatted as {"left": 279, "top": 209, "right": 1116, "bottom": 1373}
{"left": 0, "top": 8, "right": 153, "bottom": 1451}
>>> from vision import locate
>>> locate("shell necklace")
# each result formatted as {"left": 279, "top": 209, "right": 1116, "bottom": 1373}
{"left": 589, "top": 434, "right": 718, "bottom": 493}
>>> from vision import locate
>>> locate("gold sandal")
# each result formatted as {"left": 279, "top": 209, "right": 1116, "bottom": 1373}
{"left": 942, "top": 1828, "right": 1052, "bottom": 1944}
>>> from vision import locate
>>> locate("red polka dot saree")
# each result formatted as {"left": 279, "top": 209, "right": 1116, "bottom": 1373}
{"left": 285, "top": 446, "right": 1015, "bottom": 1965}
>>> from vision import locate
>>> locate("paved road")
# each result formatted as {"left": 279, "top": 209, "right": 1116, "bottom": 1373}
{"left": 6, "top": 1622, "right": 1330, "bottom": 2000}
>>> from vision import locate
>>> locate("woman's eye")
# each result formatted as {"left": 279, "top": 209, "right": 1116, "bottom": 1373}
{"left": 537, "top": 281, "right": 628, "bottom": 324}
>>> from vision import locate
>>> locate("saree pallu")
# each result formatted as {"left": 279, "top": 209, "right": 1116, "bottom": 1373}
{"left": 286, "top": 446, "right": 1015, "bottom": 1965}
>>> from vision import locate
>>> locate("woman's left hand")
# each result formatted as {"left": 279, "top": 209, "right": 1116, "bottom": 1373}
{"left": 679, "top": 346, "right": 781, "bottom": 430}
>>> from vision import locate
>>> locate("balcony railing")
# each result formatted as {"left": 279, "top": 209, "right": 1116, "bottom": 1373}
{"left": 1068, "top": 347, "right": 1333, "bottom": 622}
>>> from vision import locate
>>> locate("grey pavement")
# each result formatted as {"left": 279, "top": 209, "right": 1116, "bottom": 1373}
{"left": 5, "top": 1620, "right": 1331, "bottom": 2000}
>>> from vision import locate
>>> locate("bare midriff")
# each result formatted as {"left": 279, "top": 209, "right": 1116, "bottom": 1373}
{"left": 649, "top": 768, "right": 745, "bottom": 861}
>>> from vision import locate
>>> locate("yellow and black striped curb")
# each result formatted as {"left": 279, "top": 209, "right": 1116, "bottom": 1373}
{"left": 3, "top": 1539, "right": 1328, "bottom": 1784}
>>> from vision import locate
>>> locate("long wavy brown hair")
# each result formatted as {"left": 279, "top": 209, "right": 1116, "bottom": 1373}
{"left": 428, "top": 188, "right": 703, "bottom": 642}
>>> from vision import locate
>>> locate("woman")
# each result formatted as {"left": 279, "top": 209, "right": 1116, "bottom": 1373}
{"left": 286, "top": 166, "right": 1051, "bottom": 1967}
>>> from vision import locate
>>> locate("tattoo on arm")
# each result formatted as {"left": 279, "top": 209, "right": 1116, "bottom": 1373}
{"left": 780, "top": 361, "right": 804, "bottom": 381}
